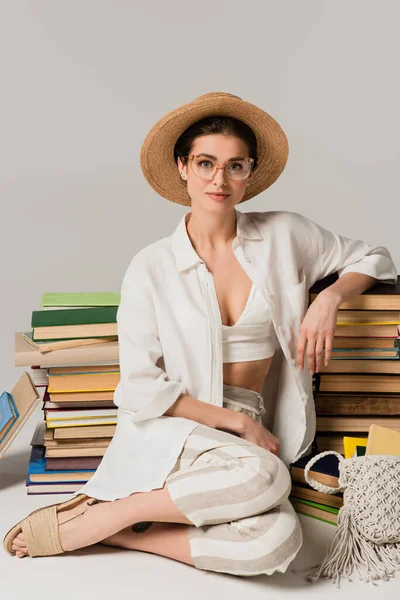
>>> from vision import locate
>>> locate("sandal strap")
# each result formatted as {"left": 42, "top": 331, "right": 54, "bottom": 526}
{"left": 22, "top": 505, "right": 64, "bottom": 556}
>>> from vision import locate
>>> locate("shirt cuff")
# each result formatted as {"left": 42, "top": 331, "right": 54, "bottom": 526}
{"left": 337, "top": 253, "right": 398, "bottom": 284}
{"left": 129, "top": 380, "right": 187, "bottom": 423}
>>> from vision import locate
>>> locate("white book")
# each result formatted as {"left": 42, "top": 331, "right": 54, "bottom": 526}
{"left": 27, "top": 484, "right": 81, "bottom": 494}
{"left": 31, "top": 368, "right": 49, "bottom": 385}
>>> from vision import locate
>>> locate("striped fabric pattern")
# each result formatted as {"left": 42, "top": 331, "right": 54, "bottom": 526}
{"left": 165, "top": 424, "right": 302, "bottom": 576}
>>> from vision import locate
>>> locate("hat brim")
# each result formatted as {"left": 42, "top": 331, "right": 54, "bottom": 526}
{"left": 140, "top": 92, "right": 289, "bottom": 206}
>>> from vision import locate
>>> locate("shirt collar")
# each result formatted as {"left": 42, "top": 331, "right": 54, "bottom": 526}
{"left": 171, "top": 208, "right": 263, "bottom": 273}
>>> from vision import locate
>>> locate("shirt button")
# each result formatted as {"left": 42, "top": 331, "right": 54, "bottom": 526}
{"left": 245, "top": 257, "right": 251, "bottom": 263}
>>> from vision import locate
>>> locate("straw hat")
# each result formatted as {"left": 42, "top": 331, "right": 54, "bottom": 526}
{"left": 140, "top": 92, "right": 289, "bottom": 207}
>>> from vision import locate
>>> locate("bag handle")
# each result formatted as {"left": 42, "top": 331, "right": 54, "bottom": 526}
{"left": 303, "top": 450, "right": 346, "bottom": 494}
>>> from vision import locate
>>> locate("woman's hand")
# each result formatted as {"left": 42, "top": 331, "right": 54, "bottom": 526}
{"left": 237, "top": 416, "right": 280, "bottom": 457}
{"left": 296, "top": 288, "right": 341, "bottom": 374}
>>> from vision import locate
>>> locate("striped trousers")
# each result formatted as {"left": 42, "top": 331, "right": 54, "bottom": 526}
{"left": 161, "top": 384, "right": 303, "bottom": 577}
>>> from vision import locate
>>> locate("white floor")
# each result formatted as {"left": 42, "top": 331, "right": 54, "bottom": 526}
{"left": 1, "top": 404, "right": 399, "bottom": 600}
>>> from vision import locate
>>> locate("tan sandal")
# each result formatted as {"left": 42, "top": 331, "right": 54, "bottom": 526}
{"left": 3, "top": 494, "right": 99, "bottom": 557}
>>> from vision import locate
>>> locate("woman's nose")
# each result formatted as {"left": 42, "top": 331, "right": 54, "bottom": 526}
{"left": 212, "top": 166, "right": 229, "bottom": 183}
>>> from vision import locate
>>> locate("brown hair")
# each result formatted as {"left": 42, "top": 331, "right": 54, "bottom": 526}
{"left": 173, "top": 116, "right": 258, "bottom": 171}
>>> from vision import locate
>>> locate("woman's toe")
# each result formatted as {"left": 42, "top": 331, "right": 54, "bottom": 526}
{"left": 10, "top": 534, "right": 28, "bottom": 556}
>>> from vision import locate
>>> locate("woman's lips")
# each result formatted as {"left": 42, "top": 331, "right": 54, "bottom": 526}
{"left": 207, "top": 193, "right": 230, "bottom": 201}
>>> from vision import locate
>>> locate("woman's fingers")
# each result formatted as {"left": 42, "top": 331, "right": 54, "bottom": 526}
{"left": 315, "top": 335, "right": 325, "bottom": 373}
{"left": 324, "top": 335, "right": 333, "bottom": 366}
{"left": 306, "top": 333, "right": 317, "bottom": 374}
{"left": 298, "top": 331, "right": 334, "bottom": 373}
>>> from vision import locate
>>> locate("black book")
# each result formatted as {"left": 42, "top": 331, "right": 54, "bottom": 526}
{"left": 310, "top": 273, "right": 400, "bottom": 296}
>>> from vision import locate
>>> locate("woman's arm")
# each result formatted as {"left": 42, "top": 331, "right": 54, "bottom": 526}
{"left": 292, "top": 212, "right": 397, "bottom": 373}
{"left": 165, "top": 395, "right": 280, "bottom": 455}
{"left": 317, "top": 272, "right": 378, "bottom": 308}
{"left": 296, "top": 274, "right": 380, "bottom": 373}
{"left": 164, "top": 393, "right": 247, "bottom": 435}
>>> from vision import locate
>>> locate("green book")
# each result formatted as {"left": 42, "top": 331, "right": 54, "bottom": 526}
{"left": 41, "top": 292, "right": 120, "bottom": 307}
{"left": 31, "top": 306, "right": 118, "bottom": 328}
{"left": 289, "top": 496, "right": 339, "bottom": 515}
{"left": 290, "top": 498, "right": 338, "bottom": 526}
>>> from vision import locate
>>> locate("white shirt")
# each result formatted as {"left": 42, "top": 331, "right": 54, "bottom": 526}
{"left": 75, "top": 208, "right": 397, "bottom": 499}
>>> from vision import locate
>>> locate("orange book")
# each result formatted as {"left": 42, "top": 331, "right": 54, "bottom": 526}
{"left": 48, "top": 372, "right": 120, "bottom": 393}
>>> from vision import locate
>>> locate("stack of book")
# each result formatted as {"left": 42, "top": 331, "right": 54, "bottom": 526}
{"left": 15, "top": 292, "right": 120, "bottom": 495}
{"left": 288, "top": 273, "right": 400, "bottom": 524}
{"left": 310, "top": 273, "right": 400, "bottom": 454}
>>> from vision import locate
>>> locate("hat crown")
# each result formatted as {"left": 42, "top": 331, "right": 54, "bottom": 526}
{"left": 195, "top": 92, "right": 242, "bottom": 102}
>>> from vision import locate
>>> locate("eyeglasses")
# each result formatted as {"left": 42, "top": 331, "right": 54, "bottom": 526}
{"left": 180, "top": 153, "right": 254, "bottom": 181}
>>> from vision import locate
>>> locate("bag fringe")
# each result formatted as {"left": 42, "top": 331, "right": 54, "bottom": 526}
{"left": 304, "top": 506, "right": 400, "bottom": 588}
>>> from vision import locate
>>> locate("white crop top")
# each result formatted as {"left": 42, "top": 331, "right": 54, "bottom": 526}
{"left": 222, "top": 282, "right": 278, "bottom": 363}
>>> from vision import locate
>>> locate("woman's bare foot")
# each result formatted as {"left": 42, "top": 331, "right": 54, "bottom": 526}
{"left": 10, "top": 497, "right": 104, "bottom": 557}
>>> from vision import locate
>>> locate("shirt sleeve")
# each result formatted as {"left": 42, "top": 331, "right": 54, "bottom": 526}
{"left": 303, "top": 215, "right": 398, "bottom": 286}
{"left": 113, "top": 267, "right": 187, "bottom": 423}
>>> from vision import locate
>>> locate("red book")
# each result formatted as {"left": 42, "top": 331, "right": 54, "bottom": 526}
{"left": 45, "top": 456, "right": 103, "bottom": 471}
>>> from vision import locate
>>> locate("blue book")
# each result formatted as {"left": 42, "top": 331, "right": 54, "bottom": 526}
{"left": 0, "top": 392, "right": 19, "bottom": 444}
{"left": 27, "top": 446, "right": 95, "bottom": 484}
{"left": 331, "top": 348, "right": 399, "bottom": 360}
{"left": 290, "top": 453, "right": 339, "bottom": 476}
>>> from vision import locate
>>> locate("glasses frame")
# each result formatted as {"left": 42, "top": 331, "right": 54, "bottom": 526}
{"left": 180, "top": 153, "right": 255, "bottom": 181}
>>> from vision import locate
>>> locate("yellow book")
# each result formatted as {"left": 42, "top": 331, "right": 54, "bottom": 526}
{"left": 46, "top": 417, "right": 118, "bottom": 428}
{"left": 342, "top": 436, "right": 368, "bottom": 459}
{"left": 365, "top": 424, "right": 400, "bottom": 456}
{"left": 336, "top": 310, "right": 400, "bottom": 324}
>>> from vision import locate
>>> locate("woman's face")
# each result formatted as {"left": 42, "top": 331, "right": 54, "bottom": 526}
{"left": 177, "top": 134, "right": 254, "bottom": 211}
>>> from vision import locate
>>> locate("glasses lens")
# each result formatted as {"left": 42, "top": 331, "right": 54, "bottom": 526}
{"left": 191, "top": 156, "right": 252, "bottom": 180}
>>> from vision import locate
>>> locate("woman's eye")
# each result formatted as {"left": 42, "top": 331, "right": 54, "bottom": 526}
{"left": 197, "top": 159, "right": 243, "bottom": 170}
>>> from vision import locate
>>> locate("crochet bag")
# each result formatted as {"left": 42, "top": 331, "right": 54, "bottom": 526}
{"left": 297, "top": 450, "right": 400, "bottom": 587}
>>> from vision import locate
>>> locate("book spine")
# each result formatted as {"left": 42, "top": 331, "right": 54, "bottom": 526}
{"left": 315, "top": 394, "right": 400, "bottom": 415}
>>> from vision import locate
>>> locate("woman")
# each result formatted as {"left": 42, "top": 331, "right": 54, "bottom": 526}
{"left": 4, "top": 92, "right": 397, "bottom": 576}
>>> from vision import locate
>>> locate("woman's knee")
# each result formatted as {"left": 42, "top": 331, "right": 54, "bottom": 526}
{"left": 241, "top": 449, "right": 292, "bottom": 512}
{"left": 165, "top": 444, "right": 291, "bottom": 527}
